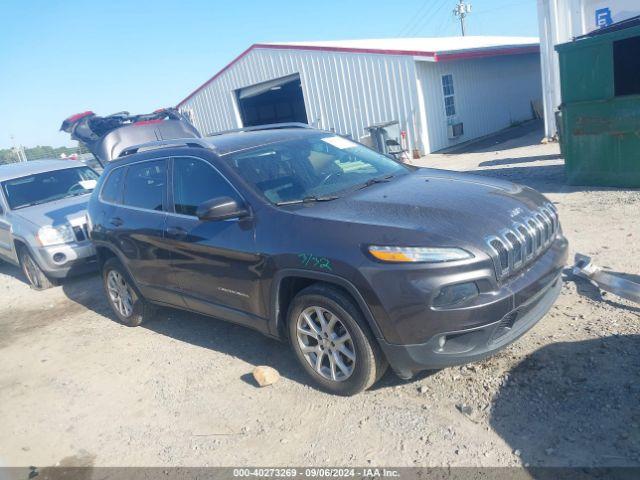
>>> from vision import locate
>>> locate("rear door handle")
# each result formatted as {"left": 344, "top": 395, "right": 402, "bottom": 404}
{"left": 109, "top": 217, "right": 123, "bottom": 227}
{"left": 167, "top": 226, "right": 187, "bottom": 238}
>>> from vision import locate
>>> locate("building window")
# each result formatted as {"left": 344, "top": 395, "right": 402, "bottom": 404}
{"left": 442, "top": 74, "right": 456, "bottom": 117}
{"left": 613, "top": 36, "right": 640, "bottom": 97}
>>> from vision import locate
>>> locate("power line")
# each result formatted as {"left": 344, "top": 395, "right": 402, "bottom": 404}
{"left": 435, "top": 6, "right": 458, "bottom": 36}
{"left": 472, "top": 0, "right": 533, "bottom": 16}
{"left": 406, "top": 0, "right": 450, "bottom": 37}
{"left": 397, "top": 1, "right": 432, "bottom": 36}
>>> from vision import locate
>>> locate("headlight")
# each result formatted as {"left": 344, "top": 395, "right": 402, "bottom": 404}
{"left": 368, "top": 245, "right": 473, "bottom": 263}
{"left": 37, "top": 225, "right": 75, "bottom": 246}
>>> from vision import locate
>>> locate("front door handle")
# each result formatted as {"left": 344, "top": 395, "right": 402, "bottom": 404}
{"left": 167, "top": 226, "right": 187, "bottom": 238}
{"left": 109, "top": 217, "right": 124, "bottom": 227}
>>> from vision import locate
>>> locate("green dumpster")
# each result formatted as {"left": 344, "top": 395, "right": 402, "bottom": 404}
{"left": 555, "top": 18, "right": 640, "bottom": 187}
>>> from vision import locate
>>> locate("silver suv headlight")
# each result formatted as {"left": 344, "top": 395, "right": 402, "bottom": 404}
{"left": 37, "top": 225, "right": 75, "bottom": 246}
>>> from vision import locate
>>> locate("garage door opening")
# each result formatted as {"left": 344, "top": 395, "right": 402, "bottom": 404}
{"left": 236, "top": 74, "right": 307, "bottom": 127}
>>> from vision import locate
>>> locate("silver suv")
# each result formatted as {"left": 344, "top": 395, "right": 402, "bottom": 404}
{"left": 0, "top": 160, "right": 99, "bottom": 289}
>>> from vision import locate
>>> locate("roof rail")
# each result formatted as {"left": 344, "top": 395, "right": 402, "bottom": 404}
{"left": 206, "top": 122, "right": 311, "bottom": 137}
{"left": 117, "top": 139, "right": 211, "bottom": 159}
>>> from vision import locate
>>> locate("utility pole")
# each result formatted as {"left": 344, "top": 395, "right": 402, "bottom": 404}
{"left": 453, "top": 0, "right": 472, "bottom": 36}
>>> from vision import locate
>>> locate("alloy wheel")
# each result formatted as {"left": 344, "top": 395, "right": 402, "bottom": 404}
{"left": 23, "top": 254, "right": 41, "bottom": 289}
{"left": 296, "top": 306, "right": 356, "bottom": 381}
{"left": 106, "top": 270, "right": 135, "bottom": 318}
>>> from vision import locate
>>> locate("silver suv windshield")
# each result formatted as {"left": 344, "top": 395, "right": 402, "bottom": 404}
{"left": 1, "top": 166, "right": 99, "bottom": 210}
{"left": 225, "top": 134, "right": 409, "bottom": 205}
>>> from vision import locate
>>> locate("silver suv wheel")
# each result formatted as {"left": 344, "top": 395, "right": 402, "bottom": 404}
{"left": 23, "top": 254, "right": 41, "bottom": 287}
{"left": 296, "top": 306, "right": 355, "bottom": 381}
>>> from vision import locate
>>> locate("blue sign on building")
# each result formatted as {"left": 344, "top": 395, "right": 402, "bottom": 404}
{"left": 595, "top": 7, "right": 613, "bottom": 28}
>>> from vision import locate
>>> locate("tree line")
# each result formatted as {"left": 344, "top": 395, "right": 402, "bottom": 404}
{"left": 0, "top": 145, "right": 80, "bottom": 164}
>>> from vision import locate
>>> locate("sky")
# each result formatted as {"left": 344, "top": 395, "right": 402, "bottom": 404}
{"left": 0, "top": 0, "right": 538, "bottom": 149}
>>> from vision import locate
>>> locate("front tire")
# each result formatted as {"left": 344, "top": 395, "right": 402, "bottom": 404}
{"left": 102, "top": 258, "right": 155, "bottom": 327}
{"left": 287, "top": 284, "right": 387, "bottom": 395}
{"left": 19, "top": 248, "right": 55, "bottom": 290}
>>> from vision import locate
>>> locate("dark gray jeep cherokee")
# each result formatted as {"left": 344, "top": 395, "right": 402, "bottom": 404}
{"left": 87, "top": 125, "right": 568, "bottom": 395}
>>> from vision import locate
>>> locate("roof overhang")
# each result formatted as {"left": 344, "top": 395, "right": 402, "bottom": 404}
{"left": 177, "top": 41, "right": 540, "bottom": 107}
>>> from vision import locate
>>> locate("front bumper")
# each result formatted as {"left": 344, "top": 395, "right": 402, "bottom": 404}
{"left": 371, "top": 235, "right": 568, "bottom": 378}
{"left": 34, "top": 242, "right": 98, "bottom": 278}
{"left": 380, "top": 272, "right": 562, "bottom": 378}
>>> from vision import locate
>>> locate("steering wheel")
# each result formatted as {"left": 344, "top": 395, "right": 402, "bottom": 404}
{"left": 319, "top": 171, "right": 342, "bottom": 186}
{"left": 68, "top": 183, "right": 86, "bottom": 194}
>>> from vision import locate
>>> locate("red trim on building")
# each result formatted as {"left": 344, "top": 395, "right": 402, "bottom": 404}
{"left": 177, "top": 44, "right": 258, "bottom": 107}
{"left": 434, "top": 45, "right": 540, "bottom": 61}
{"left": 251, "top": 43, "right": 438, "bottom": 58}
{"left": 176, "top": 43, "right": 540, "bottom": 108}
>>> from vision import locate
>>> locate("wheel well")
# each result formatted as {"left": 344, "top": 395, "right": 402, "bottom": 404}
{"left": 276, "top": 277, "right": 364, "bottom": 338}
{"left": 13, "top": 239, "right": 28, "bottom": 257}
{"left": 95, "top": 246, "right": 117, "bottom": 270}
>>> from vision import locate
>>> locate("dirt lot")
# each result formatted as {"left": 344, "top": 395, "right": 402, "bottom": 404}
{"left": 1, "top": 123, "right": 639, "bottom": 468}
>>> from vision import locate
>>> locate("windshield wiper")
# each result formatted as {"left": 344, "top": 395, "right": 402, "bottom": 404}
{"left": 64, "top": 190, "right": 91, "bottom": 198}
{"left": 13, "top": 190, "right": 91, "bottom": 209}
{"left": 14, "top": 200, "right": 49, "bottom": 209}
{"left": 276, "top": 195, "right": 339, "bottom": 206}
{"left": 357, "top": 174, "right": 395, "bottom": 190}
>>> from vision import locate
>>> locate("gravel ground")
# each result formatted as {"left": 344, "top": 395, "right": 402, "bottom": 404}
{"left": 0, "top": 124, "right": 638, "bottom": 468}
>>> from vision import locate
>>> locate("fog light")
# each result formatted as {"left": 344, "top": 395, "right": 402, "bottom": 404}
{"left": 433, "top": 282, "right": 479, "bottom": 308}
{"left": 53, "top": 252, "right": 66, "bottom": 264}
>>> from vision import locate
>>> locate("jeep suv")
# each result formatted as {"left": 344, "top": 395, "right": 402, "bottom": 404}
{"left": 87, "top": 125, "right": 568, "bottom": 395}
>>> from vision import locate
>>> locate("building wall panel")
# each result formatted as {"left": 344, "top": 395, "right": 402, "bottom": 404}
{"left": 179, "top": 48, "right": 424, "bottom": 153}
{"left": 417, "top": 53, "right": 542, "bottom": 152}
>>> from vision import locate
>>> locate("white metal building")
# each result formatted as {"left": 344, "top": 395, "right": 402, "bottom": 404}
{"left": 537, "top": 0, "right": 640, "bottom": 138}
{"left": 177, "top": 36, "right": 542, "bottom": 154}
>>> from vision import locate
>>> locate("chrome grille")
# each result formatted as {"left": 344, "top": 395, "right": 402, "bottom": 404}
{"left": 517, "top": 224, "right": 533, "bottom": 259}
{"left": 505, "top": 231, "right": 522, "bottom": 267}
{"left": 72, "top": 223, "right": 89, "bottom": 242}
{"left": 486, "top": 204, "right": 560, "bottom": 280}
{"left": 490, "top": 238, "right": 509, "bottom": 273}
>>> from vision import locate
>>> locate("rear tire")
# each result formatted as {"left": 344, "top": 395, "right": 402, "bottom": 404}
{"left": 287, "top": 284, "right": 387, "bottom": 395}
{"left": 19, "top": 248, "right": 55, "bottom": 290}
{"left": 102, "top": 258, "right": 156, "bottom": 327}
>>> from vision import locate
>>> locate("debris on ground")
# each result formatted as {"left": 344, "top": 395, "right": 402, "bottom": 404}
{"left": 455, "top": 403, "right": 473, "bottom": 416}
{"left": 252, "top": 366, "right": 280, "bottom": 387}
{"left": 572, "top": 254, "right": 640, "bottom": 304}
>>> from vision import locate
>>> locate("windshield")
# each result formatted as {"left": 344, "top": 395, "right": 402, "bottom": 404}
{"left": 225, "top": 134, "right": 409, "bottom": 204}
{"left": 1, "top": 166, "right": 99, "bottom": 210}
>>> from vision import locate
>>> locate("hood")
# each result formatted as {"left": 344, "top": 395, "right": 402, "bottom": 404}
{"left": 289, "top": 169, "right": 551, "bottom": 251}
{"left": 14, "top": 194, "right": 90, "bottom": 229}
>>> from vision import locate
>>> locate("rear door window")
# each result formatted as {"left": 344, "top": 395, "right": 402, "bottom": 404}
{"left": 172, "top": 157, "right": 240, "bottom": 216}
{"left": 122, "top": 160, "right": 166, "bottom": 211}
{"left": 100, "top": 167, "right": 125, "bottom": 204}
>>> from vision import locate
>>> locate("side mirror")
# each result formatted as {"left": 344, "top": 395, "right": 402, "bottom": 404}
{"left": 196, "top": 196, "right": 249, "bottom": 221}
